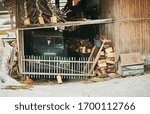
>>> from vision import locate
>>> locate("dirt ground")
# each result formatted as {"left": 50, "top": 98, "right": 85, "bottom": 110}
{"left": 0, "top": 74, "right": 150, "bottom": 97}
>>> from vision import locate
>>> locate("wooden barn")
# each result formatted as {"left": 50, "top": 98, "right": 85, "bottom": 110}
{"left": 99, "top": 0, "right": 150, "bottom": 60}
{"left": 2, "top": 0, "right": 150, "bottom": 78}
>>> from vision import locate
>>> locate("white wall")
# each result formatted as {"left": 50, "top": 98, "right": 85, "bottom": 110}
{"left": 0, "top": 14, "right": 11, "bottom": 30}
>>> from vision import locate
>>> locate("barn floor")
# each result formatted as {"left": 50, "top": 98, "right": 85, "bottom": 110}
{"left": 0, "top": 74, "right": 150, "bottom": 97}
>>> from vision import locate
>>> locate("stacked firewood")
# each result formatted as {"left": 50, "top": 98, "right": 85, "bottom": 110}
{"left": 67, "top": 38, "right": 93, "bottom": 57}
{"left": 93, "top": 36, "right": 116, "bottom": 78}
{"left": 78, "top": 39, "right": 93, "bottom": 54}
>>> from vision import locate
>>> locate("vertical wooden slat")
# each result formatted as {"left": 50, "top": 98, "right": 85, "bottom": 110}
{"left": 100, "top": 0, "right": 150, "bottom": 60}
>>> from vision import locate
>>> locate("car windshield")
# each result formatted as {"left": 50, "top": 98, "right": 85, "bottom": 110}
{"left": 47, "top": 37, "right": 63, "bottom": 45}
{"left": 35, "top": 36, "right": 63, "bottom": 48}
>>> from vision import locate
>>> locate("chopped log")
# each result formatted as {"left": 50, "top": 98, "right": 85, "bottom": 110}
{"left": 25, "top": 76, "right": 33, "bottom": 85}
{"left": 106, "top": 68, "right": 115, "bottom": 73}
{"left": 106, "top": 69, "right": 111, "bottom": 73}
{"left": 106, "top": 57, "right": 115, "bottom": 61}
{"left": 108, "top": 73, "right": 120, "bottom": 79}
{"left": 57, "top": 75, "right": 63, "bottom": 84}
{"left": 111, "top": 69, "right": 116, "bottom": 73}
{"left": 93, "top": 71, "right": 97, "bottom": 76}
{"left": 107, "top": 65, "right": 115, "bottom": 69}
{"left": 93, "top": 69, "right": 102, "bottom": 76}
{"left": 93, "top": 35, "right": 117, "bottom": 77}
{"left": 106, "top": 60, "right": 115, "bottom": 65}
{"left": 105, "top": 47, "right": 113, "bottom": 54}
{"left": 103, "top": 44, "right": 111, "bottom": 49}
{"left": 87, "top": 48, "right": 92, "bottom": 53}
{"left": 100, "top": 51, "right": 105, "bottom": 56}
{"left": 82, "top": 46, "right": 86, "bottom": 53}
{"left": 72, "top": 0, "right": 80, "bottom": 6}
{"left": 106, "top": 52, "right": 115, "bottom": 58}
{"left": 100, "top": 36, "right": 111, "bottom": 43}
{"left": 99, "top": 56, "right": 106, "bottom": 59}
{"left": 50, "top": 16, "right": 57, "bottom": 23}
{"left": 97, "top": 59, "right": 107, "bottom": 68}
{"left": 100, "top": 67, "right": 108, "bottom": 77}
{"left": 36, "top": 0, "right": 45, "bottom": 24}
{"left": 24, "top": 16, "right": 30, "bottom": 25}
{"left": 79, "top": 46, "right": 86, "bottom": 53}
{"left": 38, "top": 16, "right": 45, "bottom": 24}
{"left": 106, "top": 57, "right": 115, "bottom": 65}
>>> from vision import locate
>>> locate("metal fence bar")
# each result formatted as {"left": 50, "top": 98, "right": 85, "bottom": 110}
{"left": 21, "top": 72, "right": 93, "bottom": 76}
{"left": 21, "top": 56, "right": 94, "bottom": 78}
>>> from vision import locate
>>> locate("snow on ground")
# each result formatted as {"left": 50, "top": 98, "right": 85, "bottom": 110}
{"left": 0, "top": 18, "right": 11, "bottom": 30}
{"left": 0, "top": 74, "right": 150, "bottom": 97}
{"left": 0, "top": 37, "right": 20, "bottom": 86}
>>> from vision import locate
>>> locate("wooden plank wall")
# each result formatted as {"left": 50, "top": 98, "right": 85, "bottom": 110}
{"left": 99, "top": 0, "right": 150, "bottom": 60}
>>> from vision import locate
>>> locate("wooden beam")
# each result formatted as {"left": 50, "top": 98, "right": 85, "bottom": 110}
{"left": 18, "top": 18, "right": 114, "bottom": 30}
{"left": 84, "top": 40, "right": 106, "bottom": 75}
{"left": 88, "top": 41, "right": 106, "bottom": 74}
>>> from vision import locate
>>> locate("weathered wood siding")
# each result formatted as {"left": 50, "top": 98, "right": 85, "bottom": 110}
{"left": 3, "top": 0, "right": 17, "bottom": 28}
{"left": 99, "top": 0, "right": 150, "bottom": 60}
{"left": 3, "top": 0, "right": 17, "bottom": 15}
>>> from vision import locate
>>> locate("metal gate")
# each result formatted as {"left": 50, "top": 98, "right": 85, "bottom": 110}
{"left": 20, "top": 56, "right": 94, "bottom": 79}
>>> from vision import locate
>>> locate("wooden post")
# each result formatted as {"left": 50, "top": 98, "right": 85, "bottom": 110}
{"left": 88, "top": 40, "right": 106, "bottom": 74}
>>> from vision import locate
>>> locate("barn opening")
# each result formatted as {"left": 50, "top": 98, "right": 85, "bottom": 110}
{"left": 22, "top": 0, "right": 100, "bottom": 58}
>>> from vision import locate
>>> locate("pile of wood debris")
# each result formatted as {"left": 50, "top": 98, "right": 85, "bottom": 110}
{"left": 82, "top": 36, "right": 120, "bottom": 84}
{"left": 84, "top": 36, "right": 118, "bottom": 80}
{"left": 94, "top": 36, "right": 116, "bottom": 78}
